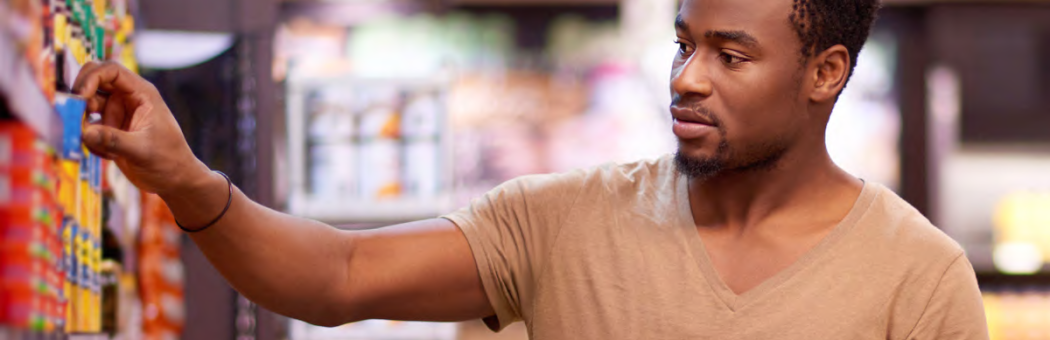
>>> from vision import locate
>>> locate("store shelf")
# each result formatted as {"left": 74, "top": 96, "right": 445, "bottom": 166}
{"left": 289, "top": 196, "right": 454, "bottom": 224}
{"left": 977, "top": 272, "right": 1050, "bottom": 288}
{"left": 0, "top": 9, "right": 62, "bottom": 149}
{"left": 0, "top": 328, "right": 107, "bottom": 340}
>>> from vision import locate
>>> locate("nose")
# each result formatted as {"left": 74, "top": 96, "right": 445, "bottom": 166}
{"left": 670, "top": 54, "right": 713, "bottom": 100}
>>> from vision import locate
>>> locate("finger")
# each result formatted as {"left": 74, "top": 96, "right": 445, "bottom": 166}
{"left": 73, "top": 62, "right": 142, "bottom": 99}
{"left": 76, "top": 62, "right": 106, "bottom": 114}
{"left": 85, "top": 93, "right": 107, "bottom": 115}
{"left": 101, "top": 94, "right": 127, "bottom": 129}
{"left": 82, "top": 124, "right": 146, "bottom": 161}
{"left": 71, "top": 61, "right": 103, "bottom": 93}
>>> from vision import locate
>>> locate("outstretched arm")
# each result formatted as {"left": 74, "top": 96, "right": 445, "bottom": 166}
{"left": 74, "top": 61, "right": 493, "bottom": 327}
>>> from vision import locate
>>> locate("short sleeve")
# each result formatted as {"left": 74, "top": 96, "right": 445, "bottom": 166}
{"left": 905, "top": 254, "right": 990, "bottom": 340}
{"left": 442, "top": 171, "right": 586, "bottom": 331}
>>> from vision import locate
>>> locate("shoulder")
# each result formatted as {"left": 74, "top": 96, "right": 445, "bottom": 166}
{"left": 595, "top": 155, "right": 676, "bottom": 178}
{"left": 858, "top": 183, "right": 965, "bottom": 268}
{"left": 478, "top": 155, "right": 675, "bottom": 207}
{"left": 506, "top": 155, "right": 675, "bottom": 192}
{"left": 585, "top": 154, "right": 678, "bottom": 191}
{"left": 857, "top": 185, "right": 988, "bottom": 339}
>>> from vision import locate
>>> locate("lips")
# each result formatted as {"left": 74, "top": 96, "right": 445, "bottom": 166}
{"left": 670, "top": 106, "right": 716, "bottom": 126}
{"left": 670, "top": 106, "right": 717, "bottom": 140}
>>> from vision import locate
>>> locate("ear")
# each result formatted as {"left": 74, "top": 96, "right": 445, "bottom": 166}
{"left": 808, "top": 44, "right": 850, "bottom": 103}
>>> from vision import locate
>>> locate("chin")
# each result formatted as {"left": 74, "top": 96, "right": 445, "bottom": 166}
{"left": 676, "top": 141, "right": 719, "bottom": 160}
{"left": 674, "top": 147, "right": 726, "bottom": 180}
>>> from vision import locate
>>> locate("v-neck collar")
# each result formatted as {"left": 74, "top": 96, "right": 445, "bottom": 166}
{"left": 674, "top": 173, "right": 878, "bottom": 312}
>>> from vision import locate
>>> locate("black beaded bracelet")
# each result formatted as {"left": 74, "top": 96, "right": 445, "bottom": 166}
{"left": 176, "top": 170, "right": 233, "bottom": 233}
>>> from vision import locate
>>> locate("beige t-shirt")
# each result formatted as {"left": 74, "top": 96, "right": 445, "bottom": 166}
{"left": 443, "top": 155, "right": 989, "bottom": 340}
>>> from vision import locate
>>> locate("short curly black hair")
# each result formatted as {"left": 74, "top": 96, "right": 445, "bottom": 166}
{"left": 788, "top": 0, "right": 881, "bottom": 83}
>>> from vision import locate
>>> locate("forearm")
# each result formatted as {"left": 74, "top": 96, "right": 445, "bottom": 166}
{"left": 72, "top": 62, "right": 492, "bottom": 327}
{"left": 159, "top": 165, "right": 353, "bottom": 325}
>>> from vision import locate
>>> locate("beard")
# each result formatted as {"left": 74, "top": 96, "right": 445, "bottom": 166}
{"left": 675, "top": 138, "right": 788, "bottom": 180}
{"left": 670, "top": 95, "right": 791, "bottom": 180}
{"left": 674, "top": 140, "right": 728, "bottom": 180}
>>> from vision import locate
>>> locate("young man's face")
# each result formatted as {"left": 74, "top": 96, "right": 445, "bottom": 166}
{"left": 671, "top": 0, "right": 813, "bottom": 178}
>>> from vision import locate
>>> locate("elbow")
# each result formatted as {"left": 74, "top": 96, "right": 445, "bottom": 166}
{"left": 298, "top": 295, "right": 367, "bottom": 328}
{"left": 303, "top": 231, "right": 368, "bottom": 328}
{"left": 303, "top": 316, "right": 350, "bottom": 328}
{"left": 298, "top": 308, "right": 360, "bottom": 328}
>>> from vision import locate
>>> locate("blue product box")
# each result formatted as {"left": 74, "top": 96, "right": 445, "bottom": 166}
{"left": 55, "top": 94, "right": 86, "bottom": 160}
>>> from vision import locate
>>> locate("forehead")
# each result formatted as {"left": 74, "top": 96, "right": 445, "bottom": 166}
{"left": 677, "top": 0, "right": 795, "bottom": 39}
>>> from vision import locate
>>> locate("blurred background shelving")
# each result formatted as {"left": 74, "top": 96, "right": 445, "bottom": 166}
{"left": 4, "top": 0, "right": 1050, "bottom": 339}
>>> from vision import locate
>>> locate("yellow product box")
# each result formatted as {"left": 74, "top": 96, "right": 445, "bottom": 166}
{"left": 64, "top": 282, "right": 73, "bottom": 332}
{"left": 78, "top": 179, "right": 88, "bottom": 227}
{"left": 60, "top": 160, "right": 78, "bottom": 213}
{"left": 93, "top": 0, "right": 107, "bottom": 20}
{"left": 69, "top": 38, "right": 82, "bottom": 65}
{"left": 54, "top": 13, "right": 68, "bottom": 51}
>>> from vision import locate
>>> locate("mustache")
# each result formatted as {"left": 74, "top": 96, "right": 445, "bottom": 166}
{"left": 670, "top": 94, "right": 723, "bottom": 127}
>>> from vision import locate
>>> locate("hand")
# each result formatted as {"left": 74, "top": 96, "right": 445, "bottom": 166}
{"left": 73, "top": 61, "right": 211, "bottom": 196}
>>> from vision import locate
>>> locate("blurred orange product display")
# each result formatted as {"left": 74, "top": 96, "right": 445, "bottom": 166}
{"left": 138, "top": 193, "right": 185, "bottom": 340}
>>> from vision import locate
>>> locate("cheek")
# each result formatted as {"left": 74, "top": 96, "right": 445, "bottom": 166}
{"left": 715, "top": 67, "right": 800, "bottom": 143}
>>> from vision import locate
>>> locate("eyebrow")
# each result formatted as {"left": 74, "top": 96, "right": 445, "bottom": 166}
{"left": 674, "top": 14, "right": 761, "bottom": 49}
{"left": 704, "top": 30, "right": 760, "bottom": 49}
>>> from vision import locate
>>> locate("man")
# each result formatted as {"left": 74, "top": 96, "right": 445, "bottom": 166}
{"left": 73, "top": 0, "right": 989, "bottom": 338}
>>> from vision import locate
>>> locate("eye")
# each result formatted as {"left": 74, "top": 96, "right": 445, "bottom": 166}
{"left": 718, "top": 51, "right": 748, "bottom": 65}
{"left": 674, "top": 40, "right": 695, "bottom": 56}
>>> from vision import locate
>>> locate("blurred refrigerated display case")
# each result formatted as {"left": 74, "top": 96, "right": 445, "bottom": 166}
{"left": 285, "top": 76, "right": 454, "bottom": 223}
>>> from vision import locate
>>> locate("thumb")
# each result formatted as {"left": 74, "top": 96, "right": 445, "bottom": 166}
{"left": 82, "top": 124, "right": 145, "bottom": 161}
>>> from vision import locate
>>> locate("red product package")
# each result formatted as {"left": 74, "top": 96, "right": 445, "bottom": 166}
{"left": 0, "top": 121, "right": 62, "bottom": 330}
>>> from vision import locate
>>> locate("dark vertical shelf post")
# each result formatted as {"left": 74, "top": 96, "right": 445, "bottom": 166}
{"left": 887, "top": 6, "right": 937, "bottom": 224}
{"left": 139, "top": 0, "right": 282, "bottom": 337}
{"left": 234, "top": 0, "right": 282, "bottom": 338}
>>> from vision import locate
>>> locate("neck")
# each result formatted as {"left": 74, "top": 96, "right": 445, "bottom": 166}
{"left": 686, "top": 140, "right": 862, "bottom": 232}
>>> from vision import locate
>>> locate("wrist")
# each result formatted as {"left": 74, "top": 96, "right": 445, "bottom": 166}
{"left": 173, "top": 170, "right": 233, "bottom": 233}
{"left": 157, "top": 165, "right": 232, "bottom": 231}
{"left": 157, "top": 160, "right": 221, "bottom": 200}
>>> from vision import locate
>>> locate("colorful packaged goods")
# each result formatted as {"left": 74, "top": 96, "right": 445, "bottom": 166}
{"left": 0, "top": 121, "right": 64, "bottom": 333}
{"left": 138, "top": 194, "right": 185, "bottom": 340}
{"left": 1, "top": 84, "right": 108, "bottom": 338}
{"left": 2, "top": 0, "right": 144, "bottom": 337}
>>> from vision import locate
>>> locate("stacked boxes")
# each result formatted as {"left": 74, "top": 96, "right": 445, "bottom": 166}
{"left": 55, "top": 94, "right": 103, "bottom": 334}
{"left": 58, "top": 0, "right": 138, "bottom": 69}
{"left": 51, "top": 0, "right": 139, "bottom": 92}
{"left": 2, "top": 0, "right": 140, "bottom": 336}
{"left": 0, "top": 122, "right": 64, "bottom": 333}
{"left": 0, "top": 94, "right": 103, "bottom": 335}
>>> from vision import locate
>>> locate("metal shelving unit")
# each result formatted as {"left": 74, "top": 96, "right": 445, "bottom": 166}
{"left": 65, "top": 334, "right": 109, "bottom": 340}
{"left": 0, "top": 328, "right": 109, "bottom": 340}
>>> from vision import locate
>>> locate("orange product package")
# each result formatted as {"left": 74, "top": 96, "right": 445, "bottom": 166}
{"left": 138, "top": 193, "right": 185, "bottom": 340}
